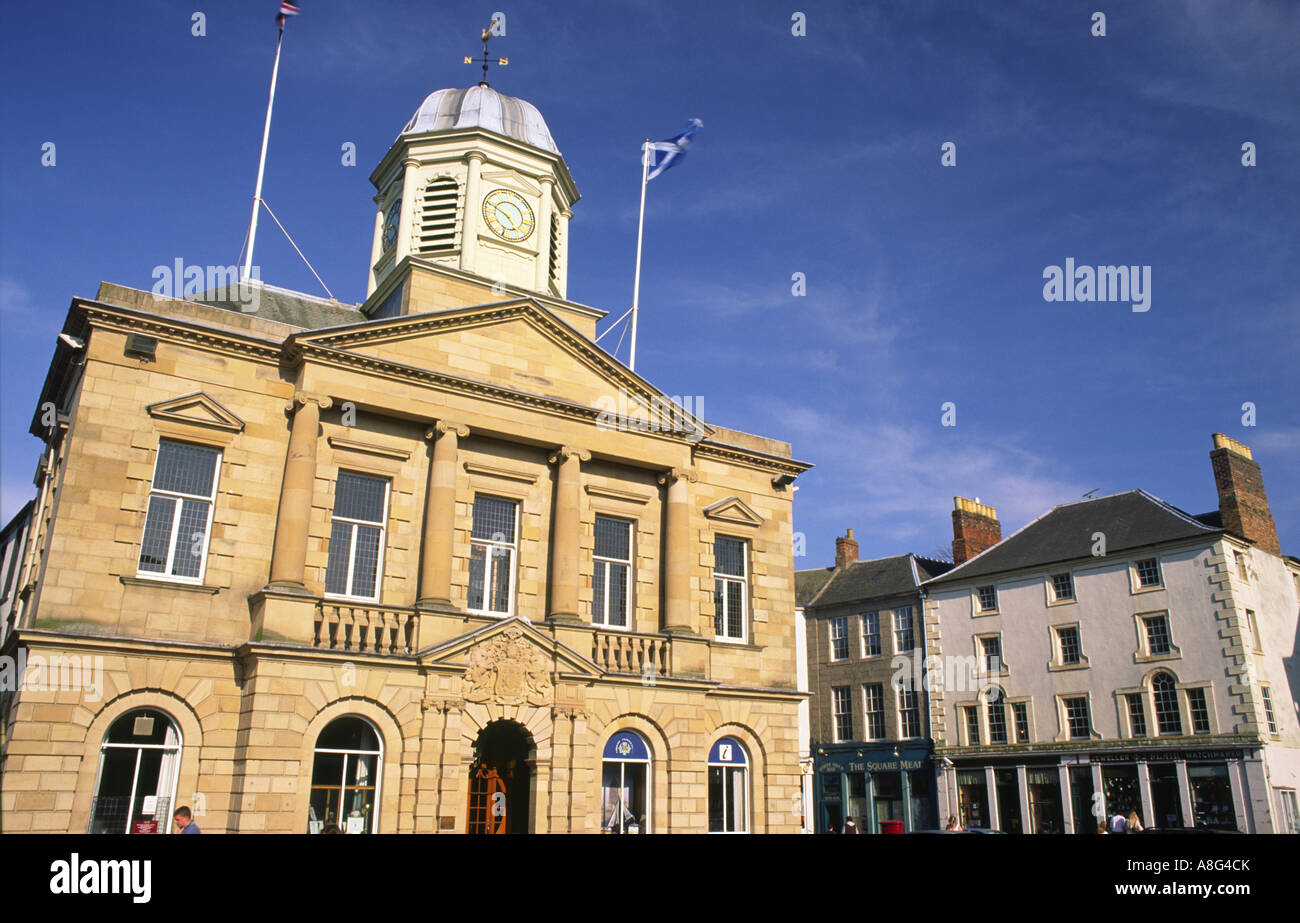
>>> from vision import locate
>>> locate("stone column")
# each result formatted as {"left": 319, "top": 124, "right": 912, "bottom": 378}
{"left": 900, "top": 767, "right": 913, "bottom": 833}
{"left": 547, "top": 446, "right": 589, "bottom": 622}
{"left": 395, "top": 158, "right": 419, "bottom": 263}
{"left": 417, "top": 421, "right": 469, "bottom": 611}
{"left": 1091, "top": 763, "right": 1105, "bottom": 825}
{"left": 534, "top": 177, "right": 555, "bottom": 293}
{"left": 1226, "top": 759, "right": 1250, "bottom": 832}
{"left": 984, "top": 765, "right": 999, "bottom": 830}
{"left": 1175, "top": 760, "right": 1194, "bottom": 827}
{"left": 268, "top": 391, "right": 330, "bottom": 588}
{"left": 658, "top": 467, "right": 698, "bottom": 635}
{"left": 462, "top": 152, "right": 484, "bottom": 275}
{"left": 1016, "top": 764, "right": 1031, "bottom": 834}
{"left": 1058, "top": 764, "right": 1075, "bottom": 834}
{"left": 1136, "top": 761, "right": 1154, "bottom": 829}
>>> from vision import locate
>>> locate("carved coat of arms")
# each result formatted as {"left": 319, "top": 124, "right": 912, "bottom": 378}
{"left": 462, "top": 626, "right": 552, "bottom": 706}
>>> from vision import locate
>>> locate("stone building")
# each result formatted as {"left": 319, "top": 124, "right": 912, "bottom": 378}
{"left": 799, "top": 530, "right": 952, "bottom": 832}
{"left": 0, "top": 81, "right": 811, "bottom": 834}
{"left": 925, "top": 437, "right": 1300, "bottom": 833}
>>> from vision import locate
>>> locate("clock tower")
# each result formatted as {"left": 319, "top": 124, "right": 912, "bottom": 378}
{"left": 362, "top": 82, "right": 595, "bottom": 333}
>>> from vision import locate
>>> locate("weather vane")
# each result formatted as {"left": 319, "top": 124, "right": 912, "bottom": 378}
{"left": 465, "top": 21, "right": 508, "bottom": 87}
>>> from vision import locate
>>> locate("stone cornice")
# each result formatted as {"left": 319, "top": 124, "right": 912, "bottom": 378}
{"left": 695, "top": 440, "right": 812, "bottom": 478}
{"left": 80, "top": 304, "right": 284, "bottom": 364}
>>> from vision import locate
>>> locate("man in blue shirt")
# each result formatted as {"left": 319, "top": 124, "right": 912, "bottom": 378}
{"left": 173, "top": 806, "right": 201, "bottom": 835}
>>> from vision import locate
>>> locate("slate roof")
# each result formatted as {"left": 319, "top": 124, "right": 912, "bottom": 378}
{"left": 199, "top": 284, "right": 365, "bottom": 329}
{"left": 795, "top": 567, "right": 834, "bottom": 607}
{"left": 803, "top": 554, "right": 954, "bottom": 609}
{"left": 925, "top": 489, "right": 1223, "bottom": 586}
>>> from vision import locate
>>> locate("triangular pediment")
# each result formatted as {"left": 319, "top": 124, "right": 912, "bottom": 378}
{"left": 419, "top": 616, "right": 602, "bottom": 679}
{"left": 291, "top": 299, "right": 711, "bottom": 442}
{"left": 146, "top": 392, "right": 245, "bottom": 433}
{"left": 703, "top": 496, "right": 765, "bottom": 527}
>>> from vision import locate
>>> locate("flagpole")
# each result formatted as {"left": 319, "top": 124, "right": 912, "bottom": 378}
{"left": 242, "top": 26, "right": 285, "bottom": 283}
{"left": 629, "top": 139, "right": 650, "bottom": 372}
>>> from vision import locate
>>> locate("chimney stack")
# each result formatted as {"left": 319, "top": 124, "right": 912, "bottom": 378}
{"left": 835, "top": 528, "right": 859, "bottom": 570}
{"left": 952, "top": 496, "right": 1001, "bottom": 565}
{"left": 1210, "top": 434, "right": 1280, "bottom": 556}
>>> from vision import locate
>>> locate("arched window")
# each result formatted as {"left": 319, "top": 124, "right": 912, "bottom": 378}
{"left": 601, "top": 730, "right": 650, "bottom": 834}
{"left": 417, "top": 179, "right": 458, "bottom": 253}
{"left": 707, "top": 737, "right": 748, "bottom": 833}
{"left": 309, "top": 716, "right": 381, "bottom": 834}
{"left": 1152, "top": 672, "right": 1182, "bottom": 736}
{"left": 89, "top": 708, "right": 181, "bottom": 834}
{"left": 985, "top": 686, "right": 1009, "bottom": 745}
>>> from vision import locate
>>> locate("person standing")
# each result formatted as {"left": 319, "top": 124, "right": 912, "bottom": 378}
{"left": 1126, "top": 810, "right": 1144, "bottom": 833}
{"left": 173, "top": 806, "right": 201, "bottom": 835}
{"left": 1108, "top": 810, "right": 1127, "bottom": 835}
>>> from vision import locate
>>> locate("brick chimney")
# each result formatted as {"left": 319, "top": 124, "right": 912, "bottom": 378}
{"left": 834, "top": 528, "right": 859, "bottom": 570}
{"left": 952, "top": 496, "right": 1001, "bottom": 565}
{"left": 1210, "top": 434, "right": 1280, "bottom": 556}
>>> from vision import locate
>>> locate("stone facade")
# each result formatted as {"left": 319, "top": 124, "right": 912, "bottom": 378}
{"left": 0, "top": 84, "right": 812, "bottom": 835}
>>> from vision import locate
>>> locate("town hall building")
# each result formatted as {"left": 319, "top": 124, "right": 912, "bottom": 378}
{"left": 0, "top": 77, "right": 811, "bottom": 834}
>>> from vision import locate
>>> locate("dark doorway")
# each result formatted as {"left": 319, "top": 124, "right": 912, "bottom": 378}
{"left": 467, "top": 720, "right": 532, "bottom": 834}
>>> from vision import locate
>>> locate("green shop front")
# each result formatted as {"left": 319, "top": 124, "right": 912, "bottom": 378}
{"left": 812, "top": 742, "right": 936, "bottom": 833}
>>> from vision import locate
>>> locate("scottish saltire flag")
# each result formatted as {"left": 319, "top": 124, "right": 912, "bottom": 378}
{"left": 645, "top": 118, "right": 703, "bottom": 181}
{"left": 277, "top": 1, "right": 301, "bottom": 29}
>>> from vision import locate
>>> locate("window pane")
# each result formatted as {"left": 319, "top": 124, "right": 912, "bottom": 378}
{"left": 489, "top": 547, "right": 512, "bottom": 612}
{"left": 607, "top": 562, "right": 628, "bottom": 627}
{"left": 468, "top": 545, "right": 486, "bottom": 610}
{"left": 350, "top": 525, "right": 381, "bottom": 597}
{"left": 171, "top": 499, "right": 210, "bottom": 577}
{"left": 471, "top": 495, "right": 516, "bottom": 541}
{"left": 714, "top": 537, "right": 745, "bottom": 577}
{"left": 333, "top": 472, "right": 386, "bottom": 523}
{"left": 325, "top": 521, "right": 353, "bottom": 595}
{"left": 726, "top": 580, "right": 743, "bottom": 637}
{"left": 593, "top": 562, "right": 607, "bottom": 622}
{"left": 707, "top": 766, "right": 724, "bottom": 832}
{"left": 153, "top": 442, "right": 218, "bottom": 497}
{"left": 1153, "top": 675, "right": 1181, "bottom": 735}
{"left": 714, "top": 579, "right": 724, "bottom": 636}
{"left": 595, "top": 516, "right": 630, "bottom": 561}
{"left": 138, "top": 495, "right": 177, "bottom": 573}
{"left": 1127, "top": 694, "right": 1147, "bottom": 737}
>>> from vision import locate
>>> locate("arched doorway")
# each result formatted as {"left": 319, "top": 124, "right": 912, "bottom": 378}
{"left": 467, "top": 720, "right": 533, "bottom": 834}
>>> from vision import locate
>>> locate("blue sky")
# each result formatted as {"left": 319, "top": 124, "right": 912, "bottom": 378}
{"left": 1, "top": 0, "right": 1297, "bottom": 566}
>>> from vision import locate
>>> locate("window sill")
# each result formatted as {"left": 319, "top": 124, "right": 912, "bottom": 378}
{"left": 121, "top": 575, "right": 220, "bottom": 595}
{"left": 1130, "top": 583, "right": 1165, "bottom": 596}
{"left": 1047, "top": 660, "right": 1090, "bottom": 673}
{"left": 1134, "top": 648, "right": 1182, "bottom": 664}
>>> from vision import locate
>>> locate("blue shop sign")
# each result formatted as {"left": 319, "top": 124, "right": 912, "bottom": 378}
{"left": 708, "top": 737, "right": 747, "bottom": 765}
{"left": 603, "top": 730, "right": 650, "bottom": 761}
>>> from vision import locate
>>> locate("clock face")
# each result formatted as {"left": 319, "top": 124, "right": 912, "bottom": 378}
{"left": 383, "top": 200, "right": 400, "bottom": 251}
{"left": 482, "top": 189, "right": 535, "bottom": 242}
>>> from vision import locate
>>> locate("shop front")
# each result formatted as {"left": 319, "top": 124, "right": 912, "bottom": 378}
{"left": 941, "top": 746, "right": 1255, "bottom": 833}
{"left": 812, "top": 743, "right": 936, "bottom": 833}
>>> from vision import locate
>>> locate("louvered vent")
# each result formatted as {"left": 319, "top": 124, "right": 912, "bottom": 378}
{"left": 418, "top": 179, "right": 459, "bottom": 253}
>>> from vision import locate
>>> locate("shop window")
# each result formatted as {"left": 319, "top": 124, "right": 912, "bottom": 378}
{"left": 309, "top": 716, "right": 381, "bottom": 834}
{"left": 602, "top": 731, "right": 650, "bottom": 834}
{"left": 707, "top": 737, "right": 748, "bottom": 833}
{"left": 89, "top": 709, "right": 181, "bottom": 834}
